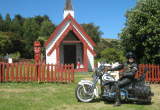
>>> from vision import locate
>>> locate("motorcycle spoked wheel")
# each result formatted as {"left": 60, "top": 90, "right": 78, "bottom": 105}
{"left": 75, "top": 85, "right": 95, "bottom": 102}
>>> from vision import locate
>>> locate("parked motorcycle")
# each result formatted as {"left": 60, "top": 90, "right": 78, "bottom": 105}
{"left": 75, "top": 63, "right": 153, "bottom": 104}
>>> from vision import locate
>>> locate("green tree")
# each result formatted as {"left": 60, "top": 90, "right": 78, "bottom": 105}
{"left": 95, "top": 39, "right": 124, "bottom": 61}
{"left": 10, "top": 14, "right": 24, "bottom": 38}
{"left": 95, "top": 39, "right": 111, "bottom": 59}
{"left": 34, "top": 15, "right": 50, "bottom": 26}
{"left": 0, "top": 14, "right": 4, "bottom": 31}
{"left": 39, "top": 20, "right": 55, "bottom": 38}
{"left": 0, "top": 14, "right": 57, "bottom": 59}
{"left": 81, "top": 23, "right": 103, "bottom": 44}
{"left": 119, "top": 0, "right": 160, "bottom": 64}
{"left": 22, "top": 18, "right": 40, "bottom": 58}
{"left": 100, "top": 48, "right": 125, "bottom": 63}
{"left": 0, "top": 32, "right": 15, "bottom": 56}
{"left": 4, "top": 13, "right": 11, "bottom": 31}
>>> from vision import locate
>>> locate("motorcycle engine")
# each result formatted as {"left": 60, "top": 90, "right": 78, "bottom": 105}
{"left": 103, "top": 88, "right": 127, "bottom": 101}
{"left": 120, "top": 90, "right": 127, "bottom": 100}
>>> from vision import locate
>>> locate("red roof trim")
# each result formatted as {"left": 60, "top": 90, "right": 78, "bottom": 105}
{"left": 47, "top": 24, "right": 72, "bottom": 56}
{"left": 72, "top": 26, "right": 96, "bottom": 56}
{"left": 45, "top": 14, "right": 96, "bottom": 47}
{"left": 47, "top": 24, "right": 96, "bottom": 56}
{"left": 45, "top": 15, "right": 72, "bottom": 47}
{"left": 70, "top": 16, "right": 96, "bottom": 47}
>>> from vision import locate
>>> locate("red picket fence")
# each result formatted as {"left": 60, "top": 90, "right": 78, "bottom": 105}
{"left": 0, "top": 62, "right": 159, "bottom": 83}
{"left": 135, "top": 64, "right": 160, "bottom": 83}
{"left": 0, "top": 62, "right": 74, "bottom": 83}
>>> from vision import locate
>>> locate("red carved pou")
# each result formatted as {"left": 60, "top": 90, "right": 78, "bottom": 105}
{"left": 34, "top": 41, "right": 41, "bottom": 63}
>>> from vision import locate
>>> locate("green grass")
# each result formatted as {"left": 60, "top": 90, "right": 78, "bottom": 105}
{"left": 0, "top": 73, "right": 160, "bottom": 110}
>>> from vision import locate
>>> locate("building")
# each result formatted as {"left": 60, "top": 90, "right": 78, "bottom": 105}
{"left": 45, "top": 0, "right": 96, "bottom": 72}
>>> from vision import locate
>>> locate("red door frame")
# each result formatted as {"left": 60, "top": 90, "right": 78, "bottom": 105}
{"left": 56, "top": 43, "right": 88, "bottom": 71}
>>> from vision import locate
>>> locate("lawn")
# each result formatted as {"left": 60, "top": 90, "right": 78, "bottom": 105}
{"left": 0, "top": 73, "right": 160, "bottom": 110}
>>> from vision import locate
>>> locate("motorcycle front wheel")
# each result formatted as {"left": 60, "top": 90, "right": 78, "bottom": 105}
{"left": 75, "top": 85, "right": 95, "bottom": 102}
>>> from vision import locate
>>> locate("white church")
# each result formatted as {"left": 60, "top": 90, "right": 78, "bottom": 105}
{"left": 45, "top": 0, "right": 96, "bottom": 72}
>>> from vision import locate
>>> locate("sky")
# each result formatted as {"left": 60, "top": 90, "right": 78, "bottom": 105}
{"left": 0, "top": 0, "right": 137, "bottom": 39}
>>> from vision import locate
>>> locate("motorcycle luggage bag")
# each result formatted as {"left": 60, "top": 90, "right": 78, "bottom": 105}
{"left": 134, "top": 85, "right": 151, "bottom": 97}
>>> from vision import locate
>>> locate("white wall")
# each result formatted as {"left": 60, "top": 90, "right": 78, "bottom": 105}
{"left": 87, "top": 49, "right": 94, "bottom": 71}
{"left": 46, "top": 50, "right": 57, "bottom": 64}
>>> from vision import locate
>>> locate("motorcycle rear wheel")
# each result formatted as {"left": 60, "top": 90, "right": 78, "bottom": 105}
{"left": 75, "top": 85, "right": 95, "bottom": 102}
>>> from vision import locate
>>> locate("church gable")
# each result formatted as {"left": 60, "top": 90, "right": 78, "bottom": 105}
{"left": 45, "top": 14, "right": 96, "bottom": 56}
{"left": 45, "top": 14, "right": 96, "bottom": 47}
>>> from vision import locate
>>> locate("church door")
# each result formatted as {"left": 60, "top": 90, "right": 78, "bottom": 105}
{"left": 64, "top": 45, "right": 76, "bottom": 67}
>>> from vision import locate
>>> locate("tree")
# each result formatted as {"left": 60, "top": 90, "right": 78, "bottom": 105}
{"left": 39, "top": 20, "right": 55, "bottom": 38}
{"left": 81, "top": 23, "right": 103, "bottom": 44}
{"left": 0, "top": 14, "right": 4, "bottom": 31}
{"left": 22, "top": 18, "right": 40, "bottom": 58}
{"left": 0, "top": 13, "right": 57, "bottom": 59}
{"left": 95, "top": 39, "right": 111, "bottom": 59}
{"left": 10, "top": 14, "right": 24, "bottom": 37}
{"left": 119, "top": 0, "right": 160, "bottom": 64}
{"left": 100, "top": 48, "right": 125, "bottom": 63}
{"left": 0, "top": 32, "right": 16, "bottom": 56}
{"left": 34, "top": 15, "right": 50, "bottom": 26}
{"left": 4, "top": 13, "right": 11, "bottom": 31}
{"left": 95, "top": 39, "right": 124, "bottom": 61}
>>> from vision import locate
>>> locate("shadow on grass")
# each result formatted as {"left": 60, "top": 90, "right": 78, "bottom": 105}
{"left": 79, "top": 97, "right": 154, "bottom": 106}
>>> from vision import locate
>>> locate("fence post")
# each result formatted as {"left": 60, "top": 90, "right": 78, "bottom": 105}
{"left": 15, "top": 63, "right": 18, "bottom": 82}
{"left": 37, "top": 63, "right": 41, "bottom": 83}
{"left": 57, "top": 64, "right": 60, "bottom": 82}
{"left": 71, "top": 64, "right": 74, "bottom": 82}
{"left": 148, "top": 64, "right": 150, "bottom": 82}
{"left": 2, "top": 63, "right": 5, "bottom": 82}
{"left": 41, "top": 64, "right": 45, "bottom": 82}
{"left": 5, "top": 63, "right": 9, "bottom": 82}
{"left": 151, "top": 64, "right": 154, "bottom": 83}
{"left": 30, "top": 64, "right": 33, "bottom": 81}
{"left": 157, "top": 65, "right": 159, "bottom": 83}
{"left": 146, "top": 64, "right": 149, "bottom": 81}
{"left": 64, "top": 64, "right": 67, "bottom": 82}
{"left": 158, "top": 65, "right": 160, "bottom": 83}
{"left": 11, "top": 63, "right": 14, "bottom": 81}
{"left": 19, "top": 63, "right": 23, "bottom": 81}
{"left": 154, "top": 64, "right": 157, "bottom": 83}
{"left": 51, "top": 64, "right": 53, "bottom": 82}
{"left": 47, "top": 64, "right": 50, "bottom": 82}
{"left": 54, "top": 65, "right": 57, "bottom": 82}
{"left": 60, "top": 64, "right": 62, "bottom": 82}
{"left": 0, "top": 63, "right": 2, "bottom": 82}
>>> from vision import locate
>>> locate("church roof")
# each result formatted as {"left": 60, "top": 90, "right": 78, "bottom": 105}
{"left": 45, "top": 14, "right": 96, "bottom": 56}
{"left": 64, "top": 0, "right": 73, "bottom": 10}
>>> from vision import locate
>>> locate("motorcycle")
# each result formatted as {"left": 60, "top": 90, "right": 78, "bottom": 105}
{"left": 75, "top": 63, "right": 153, "bottom": 104}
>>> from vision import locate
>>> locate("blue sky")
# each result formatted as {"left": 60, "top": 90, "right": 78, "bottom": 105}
{"left": 0, "top": 0, "right": 136, "bottom": 39}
